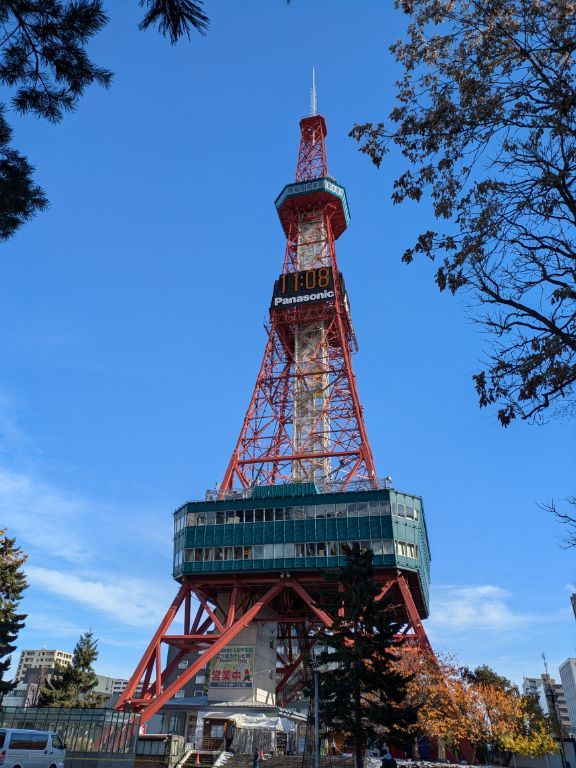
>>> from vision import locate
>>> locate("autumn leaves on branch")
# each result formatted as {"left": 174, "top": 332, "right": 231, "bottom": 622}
{"left": 395, "top": 649, "right": 556, "bottom": 763}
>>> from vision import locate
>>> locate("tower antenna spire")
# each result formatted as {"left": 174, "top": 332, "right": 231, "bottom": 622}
{"left": 310, "top": 67, "right": 317, "bottom": 116}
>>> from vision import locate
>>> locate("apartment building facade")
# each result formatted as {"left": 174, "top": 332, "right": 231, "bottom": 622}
{"left": 15, "top": 648, "right": 72, "bottom": 683}
{"left": 559, "top": 659, "right": 576, "bottom": 736}
{"left": 523, "top": 674, "right": 572, "bottom": 737}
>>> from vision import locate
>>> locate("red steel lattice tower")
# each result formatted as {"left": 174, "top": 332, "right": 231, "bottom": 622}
{"left": 222, "top": 111, "right": 377, "bottom": 491}
{"left": 116, "top": 99, "right": 432, "bottom": 726}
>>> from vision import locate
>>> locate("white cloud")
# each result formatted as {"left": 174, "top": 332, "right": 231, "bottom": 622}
{"left": 427, "top": 584, "right": 550, "bottom": 638}
{"left": 98, "top": 635, "right": 153, "bottom": 649}
{"left": 0, "top": 467, "right": 96, "bottom": 562}
{"left": 423, "top": 583, "right": 571, "bottom": 682}
{"left": 0, "top": 463, "right": 172, "bottom": 567}
{"left": 26, "top": 565, "right": 174, "bottom": 628}
{"left": 24, "top": 612, "right": 86, "bottom": 639}
{"left": 0, "top": 387, "right": 33, "bottom": 456}
{"left": 0, "top": 383, "right": 178, "bottom": 679}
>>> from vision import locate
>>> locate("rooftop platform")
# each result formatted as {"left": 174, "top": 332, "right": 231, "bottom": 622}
{"left": 172, "top": 482, "right": 431, "bottom": 617}
{"left": 275, "top": 177, "right": 350, "bottom": 239}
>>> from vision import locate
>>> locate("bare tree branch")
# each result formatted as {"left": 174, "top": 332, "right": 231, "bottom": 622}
{"left": 540, "top": 496, "right": 576, "bottom": 549}
{"left": 351, "top": 0, "right": 576, "bottom": 426}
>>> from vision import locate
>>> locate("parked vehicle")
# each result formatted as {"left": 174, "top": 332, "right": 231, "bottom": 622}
{"left": 0, "top": 729, "right": 66, "bottom": 768}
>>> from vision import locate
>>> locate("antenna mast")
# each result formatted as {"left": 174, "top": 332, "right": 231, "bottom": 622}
{"left": 310, "top": 67, "right": 317, "bottom": 116}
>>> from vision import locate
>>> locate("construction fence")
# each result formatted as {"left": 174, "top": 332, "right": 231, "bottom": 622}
{"left": 0, "top": 707, "right": 140, "bottom": 768}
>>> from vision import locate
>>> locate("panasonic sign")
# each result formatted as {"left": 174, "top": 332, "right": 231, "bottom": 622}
{"left": 273, "top": 290, "right": 335, "bottom": 307}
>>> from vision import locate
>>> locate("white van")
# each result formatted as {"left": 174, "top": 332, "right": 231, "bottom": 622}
{"left": 0, "top": 729, "right": 66, "bottom": 768}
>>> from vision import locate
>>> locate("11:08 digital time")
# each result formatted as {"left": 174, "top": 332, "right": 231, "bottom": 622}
{"left": 279, "top": 267, "right": 331, "bottom": 293}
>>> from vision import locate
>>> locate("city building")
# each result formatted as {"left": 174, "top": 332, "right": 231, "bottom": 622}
{"left": 523, "top": 674, "right": 572, "bottom": 737}
{"left": 1, "top": 681, "right": 37, "bottom": 708}
{"left": 94, "top": 674, "right": 117, "bottom": 700}
{"left": 559, "top": 659, "right": 576, "bottom": 735}
{"left": 107, "top": 678, "right": 145, "bottom": 698}
{"left": 8, "top": 650, "right": 145, "bottom": 710}
{"left": 91, "top": 677, "right": 146, "bottom": 709}
{"left": 15, "top": 648, "right": 72, "bottom": 682}
{"left": 523, "top": 676, "right": 548, "bottom": 711}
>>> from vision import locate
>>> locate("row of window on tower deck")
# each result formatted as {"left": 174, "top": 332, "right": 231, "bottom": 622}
{"left": 174, "top": 500, "right": 420, "bottom": 532}
{"left": 174, "top": 538, "right": 419, "bottom": 567}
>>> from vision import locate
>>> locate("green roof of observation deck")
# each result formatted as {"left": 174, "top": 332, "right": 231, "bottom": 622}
{"left": 172, "top": 482, "right": 431, "bottom": 618}
{"left": 275, "top": 177, "right": 350, "bottom": 240}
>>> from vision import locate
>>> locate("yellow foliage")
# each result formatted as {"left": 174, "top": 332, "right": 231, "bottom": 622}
{"left": 394, "top": 648, "right": 556, "bottom": 758}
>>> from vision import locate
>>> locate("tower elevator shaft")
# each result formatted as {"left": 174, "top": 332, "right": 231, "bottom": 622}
{"left": 293, "top": 213, "right": 330, "bottom": 483}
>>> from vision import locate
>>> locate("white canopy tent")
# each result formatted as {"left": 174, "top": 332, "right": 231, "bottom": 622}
{"left": 227, "top": 715, "right": 295, "bottom": 732}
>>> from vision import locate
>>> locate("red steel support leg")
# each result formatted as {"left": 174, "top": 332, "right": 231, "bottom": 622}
{"left": 195, "top": 592, "right": 225, "bottom": 633}
{"left": 116, "top": 582, "right": 189, "bottom": 708}
{"left": 276, "top": 653, "right": 305, "bottom": 693}
{"left": 139, "top": 655, "right": 155, "bottom": 700}
{"left": 226, "top": 581, "right": 238, "bottom": 627}
{"left": 290, "top": 581, "right": 333, "bottom": 627}
{"left": 137, "top": 581, "right": 285, "bottom": 723}
{"left": 375, "top": 580, "right": 395, "bottom": 603}
{"left": 184, "top": 591, "right": 191, "bottom": 634}
{"left": 143, "top": 649, "right": 188, "bottom": 704}
{"left": 155, "top": 644, "right": 161, "bottom": 696}
{"left": 396, "top": 574, "right": 433, "bottom": 654}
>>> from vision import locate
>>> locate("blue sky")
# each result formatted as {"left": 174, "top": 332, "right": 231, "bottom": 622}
{"left": 1, "top": 1, "right": 574, "bottom": 686}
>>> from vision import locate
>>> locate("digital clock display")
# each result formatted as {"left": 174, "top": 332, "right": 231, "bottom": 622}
{"left": 271, "top": 267, "right": 335, "bottom": 308}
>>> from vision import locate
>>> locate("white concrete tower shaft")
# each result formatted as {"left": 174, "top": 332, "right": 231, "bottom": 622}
{"left": 292, "top": 212, "right": 330, "bottom": 483}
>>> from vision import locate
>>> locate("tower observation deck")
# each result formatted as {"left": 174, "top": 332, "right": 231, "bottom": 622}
{"left": 116, "top": 103, "right": 432, "bottom": 724}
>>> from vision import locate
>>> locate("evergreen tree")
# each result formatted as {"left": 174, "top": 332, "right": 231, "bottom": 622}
{"left": 0, "top": 528, "right": 28, "bottom": 700}
{"left": 316, "top": 544, "right": 418, "bottom": 768}
{"left": 461, "top": 664, "right": 518, "bottom": 694}
{"left": 0, "top": 0, "right": 210, "bottom": 243}
{"left": 38, "top": 630, "right": 106, "bottom": 707}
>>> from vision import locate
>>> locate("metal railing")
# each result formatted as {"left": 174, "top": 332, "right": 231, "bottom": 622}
{"left": 188, "top": 737, "right": 226, "bottom": 753}
{"left": 0, "top": 706, "right": 139, "bottom": 754}
{"left": 202, "top": 477, "right": 393, "bottom": 503}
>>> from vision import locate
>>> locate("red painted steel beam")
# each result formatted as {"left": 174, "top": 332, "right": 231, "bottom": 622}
{"left": 276, "top": 653, "right": 305, "bottom": 692}
{"left": 136, "top": 581, "right": 285, "bottom": 723}
{"left": 375, "top": 581, "right": 395, "bottom": 603}
{"left": 195, "top": 593, "right": 225, "bottom": 633}
{"left": 289, "top": 581, "right": 333, "bottom": 627}
{"left": 190, "top": 601, "right": 204, "bottom": 634}
{"left": 226, "top": 581, "right": 239, "bottom": 627}
{"left": 139, "top": 655, "right": 155, "bottom": 700}
{"left": 163, "top": 634, "right": 219, "bottom": 643}
{"left": 238, "top": 449, "right": 359, "bottom": 464}
{"left": 116, "top": 582, "right": 189, "bottom": 708}
{"left": 144, "top": 648, "right": 188, "bottom": 702}
{"left": 396, "top": 573, "right": 433, "bottom": 654}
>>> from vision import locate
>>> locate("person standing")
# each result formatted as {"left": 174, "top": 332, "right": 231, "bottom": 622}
{"left": 381, "top": 750, "right": 397, "bottom": 768}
